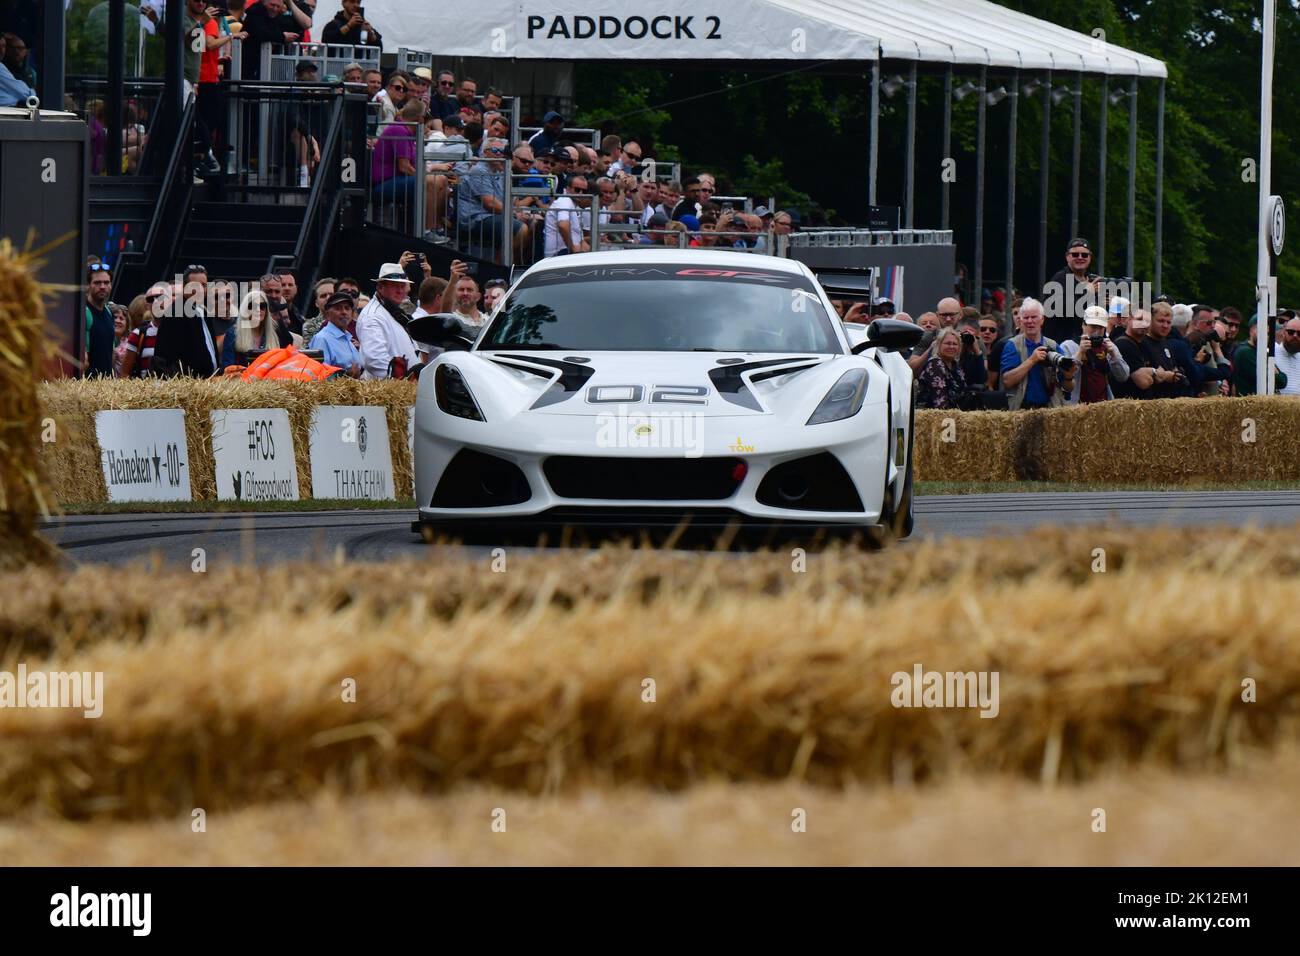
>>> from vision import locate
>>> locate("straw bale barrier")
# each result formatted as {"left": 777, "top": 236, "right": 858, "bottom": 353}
{"left": 4, "top": 753, "right": 1297, "bottom": 865}
{"left": 38, "top": 378, "right": 418, "bottom": 503}
{"left": 37, "top": 380, "right": 1300, "bottom": 501}
{"left": 0, "top": 241, "right": 59, "bottom": 568}
{"left": 915, "top": 396, "right": 1300, "bottom": 483}
{"left": 2, "top": 525, "right": 1297, "bottom": 819}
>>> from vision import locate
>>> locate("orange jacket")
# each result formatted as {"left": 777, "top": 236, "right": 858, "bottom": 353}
{"left": 240, "top": 346, "right": 343, "bottom": 381}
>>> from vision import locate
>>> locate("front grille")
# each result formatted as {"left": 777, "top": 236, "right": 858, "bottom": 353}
{"left": 432, "top": 449, "right": 532, "bottom": 508}
{"left": 756, "top": 453, "right": 864, "bottom": 512}
{"left": 543, "top": 456, "right": 744, "bottom": 500}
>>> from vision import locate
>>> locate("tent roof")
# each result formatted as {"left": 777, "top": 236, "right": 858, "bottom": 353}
{"left": 366, "top": 0, "right": 1166, "bottom": 78}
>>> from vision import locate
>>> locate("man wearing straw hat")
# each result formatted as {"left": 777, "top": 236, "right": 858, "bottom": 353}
{"left": 355, "top": 263, "right": 418, "bottom": 379}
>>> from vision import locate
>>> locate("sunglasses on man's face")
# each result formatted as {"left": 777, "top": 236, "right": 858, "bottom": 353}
{"left": 979, "top": 326, "right": 999, "bottom": 334}
{"left": 88, "top": 263, "right": 111, "bottom": 272}
{"left": 1284, "top": 329, "right": 1300, "bottom": 337}
{"left": 1069, "top": 251, "right": 1091, "bottom": 259}
{"left": 937, "top": 310, "right": 961, "bottom": 319}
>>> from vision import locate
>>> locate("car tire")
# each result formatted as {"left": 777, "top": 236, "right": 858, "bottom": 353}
{"left": 891, "top": 394, "right": 916, "bottom": 539}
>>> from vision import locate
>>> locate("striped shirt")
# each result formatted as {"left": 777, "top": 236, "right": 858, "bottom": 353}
{"left": 124, "top": 322, "right": 158, "bottom": 374}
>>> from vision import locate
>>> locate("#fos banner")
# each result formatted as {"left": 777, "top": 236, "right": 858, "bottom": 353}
{"left": 309, "top": 406, "right": 395, "bottom": 501}
{"left": 94, "top": 409, "right": 192, "bottom": 502}
{"left": 210, "top": 408, "right": 300, "bottom": 502}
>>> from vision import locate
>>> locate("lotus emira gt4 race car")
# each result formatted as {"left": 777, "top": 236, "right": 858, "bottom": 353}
{"left": 409, "top": 249, "right": 922, "bottom": 536}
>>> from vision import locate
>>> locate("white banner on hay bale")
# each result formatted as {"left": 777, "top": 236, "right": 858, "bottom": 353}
{"left": 309, "top": 406, "right": 395, "bottom": 500}
{"left": 211, "top": 408, "right": 300, "bottom": 502}
{"left": 407, "top": 405, "right": 415, "bottom": 462}
{"left": 95, "top": 409, "right": 192, "bottom": 502}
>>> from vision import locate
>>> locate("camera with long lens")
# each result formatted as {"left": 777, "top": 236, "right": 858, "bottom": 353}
{"left": 1041, "top": 350, "right": 1072, "bottom": 369}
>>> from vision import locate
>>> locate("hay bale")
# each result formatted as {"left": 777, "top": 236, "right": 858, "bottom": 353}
{"left": 914, "top": 409, "right": 1020, "bottom": 482}
{"left": 38, "top": 378, "right": 417, "bottom": 502}
{"left": 0, "top": 240, "right": 59, "bottom": 567}
{"left": 4, "top": 524, "right": 1300, "bottom": 818}
{"left": 916, "top": 397, "right": 1300, "bottom": 484}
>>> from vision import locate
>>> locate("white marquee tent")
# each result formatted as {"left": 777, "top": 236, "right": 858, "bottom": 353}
{"left": 362, "top": 0, "right": 1169, "bottom": 294}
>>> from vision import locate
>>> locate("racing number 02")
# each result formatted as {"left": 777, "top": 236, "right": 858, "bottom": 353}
{"left": 587, "top": 385, "right": 709, "bottom": 405}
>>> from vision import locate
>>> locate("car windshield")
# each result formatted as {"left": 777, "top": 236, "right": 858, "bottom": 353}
{"left": 477, "top": 264, "right": 842, "bottom": 353}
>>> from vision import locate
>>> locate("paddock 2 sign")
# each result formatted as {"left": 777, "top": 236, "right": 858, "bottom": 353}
{"left": 211, "top": 408, "right": 299, "bottom": 502}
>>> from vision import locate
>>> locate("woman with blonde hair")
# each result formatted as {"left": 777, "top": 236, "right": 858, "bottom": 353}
{"left": 916, "top": 327, "right": 972, "bottom": 410}
{"left": 220, "top": 290, "right": 287, "bottom": 370}
{"left": 118, "top": 293, "right": 158, "bottom": 378}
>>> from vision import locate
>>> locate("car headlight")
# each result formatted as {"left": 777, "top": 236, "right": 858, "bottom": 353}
{"left": 435, "top": 364, "right": 486, "bottom": 421}
{"left": 807, "top": 368, "right": 869, "bottom": 425}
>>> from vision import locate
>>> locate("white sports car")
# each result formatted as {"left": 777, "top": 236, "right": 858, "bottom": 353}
{"left": 409, "top": 249, "right": 921, "bottom": 538}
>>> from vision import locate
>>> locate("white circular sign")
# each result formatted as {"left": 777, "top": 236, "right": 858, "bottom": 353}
{"left": 1268, "top": 195, "right": 1285, "bottom": 257}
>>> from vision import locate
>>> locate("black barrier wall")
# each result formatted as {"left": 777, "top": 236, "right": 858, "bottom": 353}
{"left": 787, "top": 244, "right": 957, "bottom": 318}
{"left": 0, "top": 108, "right": 89, "bottom": 375}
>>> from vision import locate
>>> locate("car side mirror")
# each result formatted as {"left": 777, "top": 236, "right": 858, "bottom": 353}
{"left": 406, "top": 313, "right": 476, "bottom": 352}
{"left": 852, "top": 318, "right": 925, "bottom": 353}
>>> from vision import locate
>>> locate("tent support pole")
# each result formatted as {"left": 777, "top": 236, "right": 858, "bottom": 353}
{"left": 941, "top": 65, "right": 952, "bottom": 230}
{"left": 1155, "top": 78, "right": 1165, "bottom": 297}
{"left": 1098, "top": 76, "right": 1108, "bottom": 275}
{"left": 1006, "top": 72, "right": 1019, "bottom": 327}
{"left": 1038, "top": 69, "right": 1051, "bottom": 292}
{"left": 905, "top": 61, "right": 917, "bottom": 227}
{"left": 1070, "top": 72, "right": 1082, "bottom": 239}
{"left": 869, "top": 57, "right": 880, "bottom": 207}
{"left": 1126, "top": 76, "right": 1138, "bottom": 280}
{"left": 974, "top": 66, "right": 987, "bottom": 304}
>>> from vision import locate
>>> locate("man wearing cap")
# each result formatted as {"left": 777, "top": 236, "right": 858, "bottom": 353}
{"left": 1233, "top": 315, "right": 1289, "bottom": 396}
{"left": 1000, "top": 297, "right": 1072, "bottom": 410}
{"left": 356, "top": 264, "right": 418, "bottom": 379}
{"left": 321, "top": 0, "right": 382, "bottom": 49}
{"left": 1111, "top": 310, "right": 1170, "bottom": 399}
{"left": 458, "top": 138, "right": 532, "bottom": 262}
{"left": 529, "top": 111, "right": 566, "bottom": 155}
{"left": 410, "top": 68, "right": 432, "bottom": 106}
{"left": 1042, "top": 237, "right": 1102, "bottom": 345}
{"left": 1059, "top": 306, "right": 1129, "bottom": 404}
{"left": 309, "top": 292, "right": 363, "bottom": 377}
{"left": 872, "top": 297, "right": 896, "bottom": 318}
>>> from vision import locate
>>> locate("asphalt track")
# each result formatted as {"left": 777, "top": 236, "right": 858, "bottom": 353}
{"left": 40, "top": 491, "right": 1300, "bottom": 567}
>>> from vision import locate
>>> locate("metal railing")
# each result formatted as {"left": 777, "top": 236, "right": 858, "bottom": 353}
{"left": 268, "top": 89, "right": 361, "bottom": 302}
{"left": 396, "top": 48, "right": 434, "bottom": 74}
{"left": 110, "top": 95, "right": 197, "bottom": 301}
{"left": 66, "top": 76, "right": 166, "bottom": 175}
{"left": 366, "top": 119, "right": 427, "bottom": 238}
{"left": 786, "top": 228, "right": 956, "bottom": 248}
{"left": 225, "top": 82, "right": 352, "bottom": 189}
{"left": 519, "top": 126, "right": 601, "bottom": 150}
{"left": 259, "top": 42, "right": 381, "bottom": 83}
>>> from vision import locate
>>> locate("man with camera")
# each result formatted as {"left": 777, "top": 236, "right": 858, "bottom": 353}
{"left": 1000, "top": 298, "right": 1073, "bottom": 410}
{"left": 1058, "top": 307, "right": 1129, "bottom": 404}
{"left": 1111, "top": 309, "right": 1173, "bottom": 399}
{"left": 1042, "top": 237, "right": 1103, "bottom": 344}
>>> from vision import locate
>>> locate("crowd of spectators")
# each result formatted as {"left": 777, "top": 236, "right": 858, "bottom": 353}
{"left": 80, "top": 249, "right": 506, "bottom": 381}
{"left": 881, "top": 236, "right": 1295, "bottom": 410}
